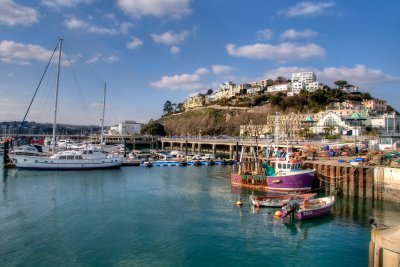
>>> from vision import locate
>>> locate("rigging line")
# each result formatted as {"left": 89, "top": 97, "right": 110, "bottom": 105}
{"left": 15, "top": 41, "right": 59, "bottom": 140}
{"left": 63, "top": 41, "right": 105, "bottom": 83}
{"left": 36, "top": 73, "right": 56, "bottom": 126}
{"left": 63, "top": 48, "right": 92, "bottom": 119}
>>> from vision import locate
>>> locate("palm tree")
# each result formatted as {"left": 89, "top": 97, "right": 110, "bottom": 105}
{"left": 327, "top": 125, "right": 336, "bottom": 136}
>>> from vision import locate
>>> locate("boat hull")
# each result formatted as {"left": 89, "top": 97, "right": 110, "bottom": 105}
{"left": 10, "top": 154, "right": 123, "bottom": 170}
{"left": 282, "top": 196, "right": 335, "bottom": 220}
{"left": 231, "top": 170, "right": 315, "bottom": 192}
{"left": 294, "top": 196, "right": 335, "bottom": 220}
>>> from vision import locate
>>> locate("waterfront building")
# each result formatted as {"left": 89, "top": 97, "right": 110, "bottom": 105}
{"left": 369, "top": 112, "right": 399, "bottom": 133}
{"left": 183, "top": 95, "right": 205, "bottom": 110}
{"left": 362, "top": 99, "right": 387, "bottom": 113}
{"left": 108, "top": 120, "right": 143, "bottom": 135}
{"left": 239, "top": 112, "right": 308, "bottom": 139}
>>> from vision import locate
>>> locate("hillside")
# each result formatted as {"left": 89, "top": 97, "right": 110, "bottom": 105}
{"left": 160, "top": 106, "right": 279, "bottom": 136}
{"left": 152, "top": 88, "right": 396, "bottom": 136}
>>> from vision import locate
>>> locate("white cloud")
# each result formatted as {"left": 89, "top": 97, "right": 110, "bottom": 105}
{"left": 119, "top": 22, "right": 134, "bottom": 34}
{"left": 212, "top": 65, "right": 235, "bottom": 75}
{"left": 127, "top": 37, "right": 143, "bottom": 50}
{"left": 266, "top": 66, "right": 311, "bottom": 79}
{"left": 170, "top": 46, "right": 180, "bottom": 54}
{"left": 150, "top": 30, "right": 190, "bottom": 45}
{"left": 318, "top": 65, "right": 400, "bottom": 88}
{"left": 265, "top": 65, "right": 400, "bottom": 89}
{"left": 117, "top": 0, "right": 191, "bottom": 18}
{"left": 41, "top": 0, "right": 92, "bottom": 8}
{"left": 64, "top": 16, "right": 118, "bottom": 35}
{"left": 256, "top": 29, "right": 274, "bottom": 40}
{"left": 86, "top": 53, "right": 119, "bottom": 64}
{"left": 195, "top": 68, "right": 209, "bottom": 75}
{"left": 280, "top": 29, "right": 317, "bottom": 40}
{"left": 283, "top": 1, "right": 335, "bottom": 17}
{"left": 0, "top": 40, "right": 54, "bottom": 64}
{"left": 0, "top": 0, "right": 39, "bottom": 26}
{"left": 151, "top": 69, "right": 209, "bottom": 91}
{"left": 226, "top": 43, "right": 325, "bottom": 61}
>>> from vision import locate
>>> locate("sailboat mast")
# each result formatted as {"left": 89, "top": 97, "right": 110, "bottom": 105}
{"left": 100, "top": 83, "right": 106, "bottom": 150}
{"left": 52, "top": 38, "right": 63, "bottom": 154}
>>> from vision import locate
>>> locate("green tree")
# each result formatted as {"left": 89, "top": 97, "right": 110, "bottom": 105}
{"left": 163, "top": 100, "right": 174, "bottom": 115}
{"left": 141, "top": 120, "right": 166, "bottom": 136}
{"left": 334, "top": 80, "right": 348, "bottom": 88}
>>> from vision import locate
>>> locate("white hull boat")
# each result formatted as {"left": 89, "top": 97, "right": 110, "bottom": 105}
{"left": 10, "top": 148, "right": 123, "bottom": 170}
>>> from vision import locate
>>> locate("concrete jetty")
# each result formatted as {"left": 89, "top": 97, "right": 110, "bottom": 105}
{"left": 369, "top": 225, "right": 400, "bottom": 266}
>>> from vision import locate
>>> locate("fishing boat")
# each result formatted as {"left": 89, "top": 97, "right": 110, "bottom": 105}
{"left": 231, "top": 157, "right": 315, "bottom": 192}
{"left": 9, "top": 38, "right": 124, "bottom": 170}
{"left": 281, "top": 195, "right": 336, "bottom": 220}
{"left": 231, "top": 112, "right": 315, "bottom": 192}
{"left": 249, "top": 193, "right": 317, "bottom": 208}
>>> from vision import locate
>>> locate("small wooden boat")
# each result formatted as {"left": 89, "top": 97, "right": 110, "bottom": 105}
{"left": 282, "top": 195, "right": 335, "bottom": 220}
{"left": 249, "top": 193, "right": 316, "bottom": 208}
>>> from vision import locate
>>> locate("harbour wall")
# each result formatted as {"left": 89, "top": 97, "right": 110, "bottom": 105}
{"left": 303, "top": 161, "right": 400, "bottom": 203}
{"left": 240, "top": 155, "right": 400, "bottom": 203}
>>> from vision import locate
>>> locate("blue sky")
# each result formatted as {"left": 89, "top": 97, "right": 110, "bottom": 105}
{"left": 0, "top": 0, "right": 399, "bottom": 126}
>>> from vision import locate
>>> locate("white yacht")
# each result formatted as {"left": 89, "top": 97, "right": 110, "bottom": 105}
{"left": 8, "top": 38, "right": 124, "bottom": 170}
{"left": 10, "top": 147, "right": 123, "bottom": 170}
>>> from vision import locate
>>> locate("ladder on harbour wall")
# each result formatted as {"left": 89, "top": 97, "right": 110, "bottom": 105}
{"left": 377, "top": 167, "right": 384, "bottom": 200}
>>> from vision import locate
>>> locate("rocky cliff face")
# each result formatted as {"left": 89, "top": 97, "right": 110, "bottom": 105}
{"left": 160, "top": 106, "right": 280, "bottom": 136}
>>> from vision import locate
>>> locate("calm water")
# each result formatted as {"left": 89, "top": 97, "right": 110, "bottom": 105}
{"left": 1, "top": 160, "right": 400, "bottom": 266}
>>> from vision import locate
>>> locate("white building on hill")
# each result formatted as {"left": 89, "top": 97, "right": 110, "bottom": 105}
{"left": 266, "top": 83, "right": 291, "bottom": 93}
{"left": 291, "top": 72, "right": 316, "bottom": 84}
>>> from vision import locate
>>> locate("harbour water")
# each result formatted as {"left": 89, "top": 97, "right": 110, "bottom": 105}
{"left": 1, "top": 161, "right": 400, "bottom": 266}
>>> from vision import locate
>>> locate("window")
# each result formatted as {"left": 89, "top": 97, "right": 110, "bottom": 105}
{"left": 60, "top": 156, "right": 66, "bottom": 159}
{"left": 67, "top": 156, "right": 74, "bottom": 160}
{"left": 324, "top": 117, "right": 337, "bottom": 127}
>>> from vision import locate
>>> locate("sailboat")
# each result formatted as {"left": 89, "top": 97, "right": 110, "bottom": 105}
{"left": 9, "top": 39, "right": 124, "bottom": 170}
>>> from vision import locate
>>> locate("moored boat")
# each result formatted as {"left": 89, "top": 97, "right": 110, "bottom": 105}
{"left": 10, "top": 147, "right": 123, "bottom": 170}
{"left": 249, "top": 193, "right": 317, "bottom": 208}
{"left": 282, "top": 195, "right": 336, "bottom": 220}
{"left": 151, "top": 160, "right": 187, "bottom": 167}
{"left": 231, "top": 158, "right": 315, "bottom": 192}
{"left": 8, "top": 39, "right": 124, "bottom": 170}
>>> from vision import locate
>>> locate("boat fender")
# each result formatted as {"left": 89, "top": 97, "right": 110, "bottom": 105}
{"left": 274, "top": 210, "right": 282, "bottom": 217}
{"left": 255, "top": 202, "right": 260, "bottom": 208}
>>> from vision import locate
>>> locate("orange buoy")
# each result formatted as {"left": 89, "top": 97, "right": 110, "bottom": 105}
{"left": 255, "top": 202, "right": 260, "bottom": 208}
{"left": 274, "top": 210, "right": 282, "bottom": 217}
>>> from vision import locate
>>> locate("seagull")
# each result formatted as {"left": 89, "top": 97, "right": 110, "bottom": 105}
{"left": 369, "top": 216, "right": 377, "bottom": 229}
